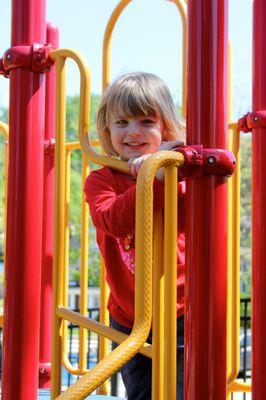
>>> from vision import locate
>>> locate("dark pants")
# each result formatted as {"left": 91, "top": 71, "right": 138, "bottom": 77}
{"left": 110, "top": 316, "right": 184, "bottom": 400}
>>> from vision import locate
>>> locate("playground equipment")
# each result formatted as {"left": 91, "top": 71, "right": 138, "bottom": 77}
{"left": 0, "top": 0, "right": 264, "bottom": 399}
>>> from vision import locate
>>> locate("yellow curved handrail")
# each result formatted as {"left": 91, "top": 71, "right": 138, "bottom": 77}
{"left": 167, "top": 0, "right": 187, "bottom": 117}
{"left": 102, "top": 0, "right": 131, "bottom": 91}
{"left": 57, "top": 151, "right": 184, "bottom": 399}
{"left": 103, "top": 0, "right": 187, "bottom": 116}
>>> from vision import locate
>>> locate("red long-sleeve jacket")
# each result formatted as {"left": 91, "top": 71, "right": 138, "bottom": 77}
{"left": 84, "top": 167, "right": 185, "bottom": 328}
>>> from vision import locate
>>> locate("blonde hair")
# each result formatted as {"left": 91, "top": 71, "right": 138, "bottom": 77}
{"left": 97, "top": 72, "right": 185, "bottom": 156}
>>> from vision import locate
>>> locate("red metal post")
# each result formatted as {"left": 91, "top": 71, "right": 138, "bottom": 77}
{"left": 2, "top": 0, "right": 46, "bottom": 399}
{"left": 39, "top": 22, "right": 58, "bottom": 389}
{"left": 185, "top": 0, "right": 228, "bottom": 398}
{"left": 252, "top": 1, "right": 266, "bottom": 398}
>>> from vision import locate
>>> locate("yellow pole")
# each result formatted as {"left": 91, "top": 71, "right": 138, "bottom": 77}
{"left": 79, "top": 152, "right": 89, "bottom": 372}
{"left": 152, "top": 211, "right": 165, "bottom": 400}
{"left": 51, "top": 52, "right": 67, "bottom": 399}
{"left": 98, "top": 257, "right": 110, "bottom": 395}
{"left": 163, "top": 166, "right": 178, "bottom": 399}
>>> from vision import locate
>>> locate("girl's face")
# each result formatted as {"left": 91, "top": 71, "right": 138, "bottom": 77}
{"left": 108, "top": 113, "right": 164, "bottom": 161}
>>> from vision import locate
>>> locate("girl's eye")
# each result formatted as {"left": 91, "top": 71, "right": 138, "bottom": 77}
{"left": 115, "top": 119, "right": 128, "bottom": 125}
{"left": 142, "top": 119, "right": 155, "bottom": 125}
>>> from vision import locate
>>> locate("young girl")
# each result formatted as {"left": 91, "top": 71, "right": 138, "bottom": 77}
{"left": 84, "top": 72, "right": 185, "bottom": 400}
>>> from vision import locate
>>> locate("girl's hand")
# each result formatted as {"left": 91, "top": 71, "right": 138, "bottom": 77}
{"left": 128, "top": 154, "right": 152, "bottom": 178}
{"left": 156, "top": 140, "right": 184, "bottom": 181}
{"left": 128, "top": 141, "right": 184, "bottom": 179}
{"left": 158, "top": 140, "right": 184, "bottom": 151}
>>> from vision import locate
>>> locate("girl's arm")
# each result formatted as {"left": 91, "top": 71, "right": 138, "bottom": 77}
{"left": 84, "top": 169, "right": 165, "bottom": 238}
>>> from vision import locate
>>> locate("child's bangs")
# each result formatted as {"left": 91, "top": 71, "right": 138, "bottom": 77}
{"left": 108, "top": 86, "right": 158, "bottom": 119}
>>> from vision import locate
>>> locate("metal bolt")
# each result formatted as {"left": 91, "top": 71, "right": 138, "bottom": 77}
{"left": 207, "top": 156, "right": 216, "bottom": 164}
{"left": 6, "top": 53, "right": 12, "bottom": 60}
{"left": 253, "top": 115, "right": 259, "bottom": 122}
{"left": 40, "top": 367, "right": 47, "bottom": 374}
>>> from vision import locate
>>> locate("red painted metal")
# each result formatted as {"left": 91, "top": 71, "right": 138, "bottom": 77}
{"left": 238, "top": 110, "right": 266, "bottom": 132}
{"left": 2, "top": 0, "right": 46, "bottom": 399}
{"left": 2, "top": 44, "right": 53, "bottom": 75}
{"left": 176, "top": 145, "right": 236, "bottom": 179}
{"left": 252, "top": 1, "right": 266, "bottom": 398}
{"left": 185, "top": 0, "right": 228, "bottom": 399}
{"left": 38, "top": 22, "right": 58, "bottom": 389}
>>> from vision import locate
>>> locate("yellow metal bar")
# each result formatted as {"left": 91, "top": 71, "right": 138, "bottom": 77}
{"left": 228, "top": 380, "right": 252, "bottom": 393}
{"left": 56, "top": 151, "right": 184, "bottom": 399}
{"left": 0, "top": 314, "right": 3, "bottom": 328}
{"left": 57, "top": 306, "right": 152, "bottom": 358}
{"left": 164, "top": 166, "right": 178, "bottom": 399}
{"left": 0, "top": 121, "right": 8, "bottom": 141}
{"left": 227, "top": 40, "right": 233, "bottom": 392}
{"left": 79, "top": 152, "right": 89, "bottom": 372}
{"left": 152, "top": 211, "right": 165, "bottom": 400}
{"left": 51, "top": 52, "right": 67, "bottom": 399}
{"left": 61, "top": 148, "right": 71, "bottom": 375}
{"left": 0, "top": 121, "right": 9, "bottom": 268}
{"left": 227, "top": 123, "right": 241, "bottom": 393}
{"left": 65, "top": 139, "right": 100, "bottom": 151}
{"left": 102, "top": 0, "right": 132, "bottom": 91}
{"left": 98, "top": 257, "right": 110, "bottom": 395}
{"left": 167, "top": 0, "right": 187, "bottom": 117}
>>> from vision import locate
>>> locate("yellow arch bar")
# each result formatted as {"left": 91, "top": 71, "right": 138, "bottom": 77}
{"left": 103, "top": 0, "right": 187, "bottom": 116}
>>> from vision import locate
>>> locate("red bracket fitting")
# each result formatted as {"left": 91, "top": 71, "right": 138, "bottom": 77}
{"left": 238, "top": 110, "right": 266, "bottom": 132}
{"left": 44, "top": 138, "right": 55, "bottom": 156}
{"left": 0, "top": 44, "right": 54, "bottom": 76}
{"left": 175, "top": 145, "right": 236, "bottom": 179}
{"left": 39, "top": 363, "right": 51, "bottom": 386}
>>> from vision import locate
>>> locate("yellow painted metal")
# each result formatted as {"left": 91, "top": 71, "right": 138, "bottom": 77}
{"left": 227, "top": 41, "right": 234, "bottom": 395}
{"left": 51, "top": 51, "right": 67, "bottom": 399}
{"left": 0, "top": 121, "right": 8, "bottom": 141}
{"left": 57, "top": 306, "right": 152, "bottom": 358}
{"left": 228, "top": 380, "right": 252, "bottom": 392}
{"left": 102, "top": 0, "right": 131, "bottom": 91}
{"left": 65, "top": 140, "right": 99, "bottom": 151}
{"left": 0, "top": 314, "right": 3, "bottom": 328}
{"left": 79, "top": 152, "right": 89, "bottom": 372}
{"left": 61, "top": 148, "right": 72, "bottom": 373}
{"left": 56, "top": 151, "right": 184, "bottom": 399}
{"left": 164, "top": 166, "right": 178, "bottom": 399}
{"left": 227, "top": 124, "right": 241, "bottom": 388}
{"left": 227, "top": 124, "right": 252, "bottom": 394}
{"left": 167, "top": 0, "right": 187, "bottom": 117}
{"left": 0, "top": 121, "right": 9, "bottom": 267}
{"left": 152, "top": 211, "right": 164, "bottom": 400}
{"left": 103, "top": 0, "right": 187, "bottom": 117}
{"left": 98, "top": 257, "right": 110, "bottom": 395}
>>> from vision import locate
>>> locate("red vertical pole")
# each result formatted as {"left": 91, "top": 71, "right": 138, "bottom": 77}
{"left": 39, "top": 22, "right": 58, "bottom": 389}
{"left": 185, "top": 0, "right": 228, "bottom": 399}
{"left": 2, "top": 0, "right": 46, "bottom": 399}
{"left": 252, "top": 1, "right": 266, "bottom": 399}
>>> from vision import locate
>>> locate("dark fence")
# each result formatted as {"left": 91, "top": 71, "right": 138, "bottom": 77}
{"left": 0, "top": 299, "right": 252, "bottom": 398}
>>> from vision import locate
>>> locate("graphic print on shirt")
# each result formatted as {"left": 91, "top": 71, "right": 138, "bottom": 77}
{"left": 117, "top": 234, "right": 135, "bottom": 275}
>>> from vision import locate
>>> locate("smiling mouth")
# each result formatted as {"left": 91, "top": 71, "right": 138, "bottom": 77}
{"left": 124, "top": 142, "right": 147, "bottom": 147}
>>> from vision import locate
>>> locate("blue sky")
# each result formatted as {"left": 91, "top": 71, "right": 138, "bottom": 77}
{"left": 0, "top": 0, "right": 252, "bottom": 119}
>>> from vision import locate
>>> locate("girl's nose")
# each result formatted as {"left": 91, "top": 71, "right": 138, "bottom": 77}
{"left": 127, "top": 122, "right": 141, "bottom": 136}
{"left": 128, "top": 131, "right": 141, "bottom": 137}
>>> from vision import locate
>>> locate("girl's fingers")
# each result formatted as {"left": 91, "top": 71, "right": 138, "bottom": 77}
{"left": 128, "top": 154, "right": 151, "bottom": 177}
{"left": 158, "top": 140, "right": 184, "bottom": 151}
